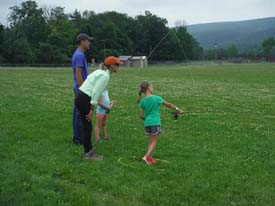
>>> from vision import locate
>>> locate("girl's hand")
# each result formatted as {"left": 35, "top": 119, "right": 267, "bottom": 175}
{"left": 109, "top": 100, "right": 116, "bottom": 111}
{"left": 85, "top": 109, "right": 93, "bottom": 122}
{"left": 111, "top": 100, "right": 116, "bottom": 105}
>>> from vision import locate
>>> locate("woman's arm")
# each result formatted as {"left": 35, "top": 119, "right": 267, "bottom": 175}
{"left": 90, "top": 74, "right": 109, "bottom": 106}
{"left": 163, "top": 101, "right": 184, "bottom": 114}
{"left": 86, "top": 75, "right": 109, "bottom": 122}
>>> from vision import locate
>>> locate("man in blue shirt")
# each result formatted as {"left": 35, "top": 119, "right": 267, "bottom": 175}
{"left": 72, "top": 33, "right": 93, "bottom": 145}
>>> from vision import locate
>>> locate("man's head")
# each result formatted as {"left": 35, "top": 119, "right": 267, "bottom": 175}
{"left": 76, "top": 33, "right": 93, "bottom": 51}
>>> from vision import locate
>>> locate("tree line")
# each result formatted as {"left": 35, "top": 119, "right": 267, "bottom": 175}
{"left": 204, "top": 39, "right": 275, "bottom": 61}
{"left": 0, "top": 1, "right": 203, "bottom": 64}
{"left": 0, "top": 1, "right": 274, "bottom": 64}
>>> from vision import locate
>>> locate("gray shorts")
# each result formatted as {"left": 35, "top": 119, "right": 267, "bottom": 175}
{"left": 144, "top": 125, "right": 162, "bottom": 135}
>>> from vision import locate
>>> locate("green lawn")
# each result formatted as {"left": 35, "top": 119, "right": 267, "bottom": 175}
{"left": 0, "top": 64, "right": 275, "bottom": 206}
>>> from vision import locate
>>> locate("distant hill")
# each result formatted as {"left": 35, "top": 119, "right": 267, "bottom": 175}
{"left": 187, "top": 17, "right": 275, "bottom": 51}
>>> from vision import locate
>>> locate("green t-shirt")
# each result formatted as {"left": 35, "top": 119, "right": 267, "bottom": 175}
{"left": 140, "top": 95, "right": 164, "bottom": 126}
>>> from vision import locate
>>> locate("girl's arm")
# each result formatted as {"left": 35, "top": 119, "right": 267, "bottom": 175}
{"left": 98, "top": 98, "right": 115, "bottom": 114}
{"left": 163, "top": 101, "right": 184, "bottom": 114}
{"left": 109, "top": 100, "right": 116, "bottom": 110}
{"left": 139, "top": 109, "right": 145, "bottom": 120}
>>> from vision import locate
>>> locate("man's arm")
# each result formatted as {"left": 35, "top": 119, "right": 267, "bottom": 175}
{"left": 76, "top": 67, "right": 84, "bottom": 87}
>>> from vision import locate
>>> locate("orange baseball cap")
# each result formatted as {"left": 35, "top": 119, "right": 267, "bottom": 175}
{"left": 104, "top": 56, "right": 123, "bottom": 65}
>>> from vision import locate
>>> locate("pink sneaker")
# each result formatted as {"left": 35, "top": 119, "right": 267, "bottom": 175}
{"left": 149, "top": 157, "right": 157, "bottom": 164}
{"left": 142, "top": 156, "right": 152, "bottom": 165}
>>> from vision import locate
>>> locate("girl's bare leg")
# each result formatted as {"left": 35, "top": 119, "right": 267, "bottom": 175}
{"left": 102, "top": 118, "right": 108, "bottom": 139}
{"left": 145, "top": 134, "right": 159, "bottom": 158}
{"left": 94, "top": 118, "right": 103, "bottom": 141}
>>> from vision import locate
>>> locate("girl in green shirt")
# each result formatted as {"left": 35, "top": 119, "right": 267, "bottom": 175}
{"left": 138, "top": 81, "right": 184, "bottom": 165}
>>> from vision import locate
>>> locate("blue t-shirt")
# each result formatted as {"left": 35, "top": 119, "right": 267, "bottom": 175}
{"left": 96, "top": 90, "right": 110, "bottom": 115}
{"left": 72, "top": 48, "right": 88, "bottom": 92}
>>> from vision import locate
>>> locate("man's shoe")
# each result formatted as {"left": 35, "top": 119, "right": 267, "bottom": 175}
{"left": 73, "top": 139, "right": 80, "bottom": 145}
{"left": 73, "top": 138, "right": 82, "bottom": 145}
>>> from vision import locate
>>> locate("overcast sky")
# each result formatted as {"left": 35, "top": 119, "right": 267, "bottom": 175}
{"left": 1, "top": 0, "right": 274, "bottom": 27}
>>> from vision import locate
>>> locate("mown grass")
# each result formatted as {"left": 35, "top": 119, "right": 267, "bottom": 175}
{"left": 0, "top": 63, "right": 275, "bottom": 206}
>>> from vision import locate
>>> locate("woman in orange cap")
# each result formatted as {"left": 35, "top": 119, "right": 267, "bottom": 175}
{"left": 74, "top": 56, "right": 123, "bottom": 160}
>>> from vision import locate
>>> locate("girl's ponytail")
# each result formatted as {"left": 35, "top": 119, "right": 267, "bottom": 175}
{"left": 137, "top": 90, "right": 142, "bottom": 103}
{"left": 137, "top": 80, "right": 151, "bottom": 103}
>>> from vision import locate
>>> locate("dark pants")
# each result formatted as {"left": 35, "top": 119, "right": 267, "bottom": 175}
{"left": 73, "top": 91, "right": 83, "bottom": 144}
{"left": 74, "top": 90, "right": 93, "bottom": 153}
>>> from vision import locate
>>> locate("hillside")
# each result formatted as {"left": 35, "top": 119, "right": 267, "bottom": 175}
{"left": 187, "top": 17, "right": 275, "bottom": 51}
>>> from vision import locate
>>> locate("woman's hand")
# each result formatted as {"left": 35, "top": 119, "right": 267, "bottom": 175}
{"left": 85, "top": 109, "right": 93, "bottom": 122}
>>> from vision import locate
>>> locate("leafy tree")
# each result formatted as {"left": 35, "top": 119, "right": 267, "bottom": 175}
{"left": 12, "top": 37, "right": 36, "bottom": 63}
{"left": 174, "top": 27, "right": 202, "bottom": 60}
{"left": 133, "top": 11, "right": 169, "bottom": 59}
{"left": 82, "top": 11, "right": 135, "bottom": 61}
{"left": 49, "top": 6, "right": 68, "bottom": 23}
{"left": 226, "top": 44, "right": 238, "bottom": 58}
{"left": 262, "top": 37, "right": 275, "bottom": 58}
{"left": 70, "top": 9, "right": 82, "bottom": 23}
{"left": 37, "top": 43, "right": 54, "bottom": 63}
{"left": 0, "top": 24, "right": 5, "bottom": 62}
{"left": 2, "top": 1, "right": 204, "bottom": 64}
{"left": 9, "top": 0, "right": 49, "bottom": 47}
{"left": 47, "top": 19, "right": 77, "bottom": 63}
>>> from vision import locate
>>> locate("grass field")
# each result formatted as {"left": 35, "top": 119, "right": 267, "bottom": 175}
{"left": 1, "top": 63, "right": 275, "bottom": 206}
